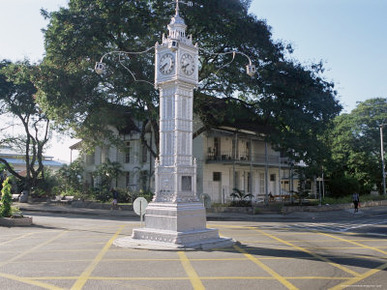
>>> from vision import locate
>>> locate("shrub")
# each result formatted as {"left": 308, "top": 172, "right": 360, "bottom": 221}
{"left": 1, "top": 177, "right": 12, "bottom": 217}
{"left": 327, "top": 174, "right": 360, "bottom": 198}
{"left": 230, "top": 188, "right": 252, "bottom": 207}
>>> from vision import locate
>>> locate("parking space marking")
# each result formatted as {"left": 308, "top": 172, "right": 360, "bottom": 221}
{"left": 315, "top": 232, "right": 387, "bottom": 289}
{"left": 319, "top": 232, "right": 387, "bottom": 256}
{"left": 0, "top": 230, "right": 69, "bottom": 289}
{"left": 0, "top": 232, "right": 35, "bottom": 246}
{"left": 178, "top": 251, "right": 205, "bottom": 290}
{"left": 247, "top": 227, "right": 361, "bottom": 277}
{"left": 0, "top": 272, "right": 64, "bottom": 290}
{"left": 0, "top": 230, "right": 68, "bottom": 268}
{"left": 329, "top": 261, "right": 387, "bottom": 290}
{"left": 234, "top": 245, "right": 298, "bottom": 289}
{"left": 70, "top": 225, "right": 125, "bottom": 290}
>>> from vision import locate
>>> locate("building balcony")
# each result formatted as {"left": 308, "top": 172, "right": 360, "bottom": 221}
{"left": 206, "top": 151, "right": 287, "bottom": 166}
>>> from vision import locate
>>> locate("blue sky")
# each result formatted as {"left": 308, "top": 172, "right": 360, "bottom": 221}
{"left": 1, "top": 0, "right": 386, "bottom": 161}
{"left": 250, "top": 0, "right": 387, "bottom": 112}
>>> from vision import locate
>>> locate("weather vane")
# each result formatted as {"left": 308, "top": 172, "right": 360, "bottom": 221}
{"left": 167, "top": 0, "right": 193, "bottom": 15}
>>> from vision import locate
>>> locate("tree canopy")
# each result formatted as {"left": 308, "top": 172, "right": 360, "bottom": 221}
{"left": 0, "top": 60, "right": 51, "bottom": 191}
{"left": 35, "top": 0, "right": 342, "bottom": 165}
{"left": 326, "top": 98, "right": 387, "bottom": 195}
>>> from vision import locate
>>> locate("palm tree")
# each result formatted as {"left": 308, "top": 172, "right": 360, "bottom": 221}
{"left": 230, "top": 188, "right": 253, "bottom": 207}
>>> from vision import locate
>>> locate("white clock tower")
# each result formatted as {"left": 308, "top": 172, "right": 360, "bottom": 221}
{"left": 127, "top": 2, "right": 233, "bottom": 249}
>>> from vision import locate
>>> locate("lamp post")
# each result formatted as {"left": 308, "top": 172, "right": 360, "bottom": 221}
{"left": 380, "top": 124, "right": 386, "bottom": 195}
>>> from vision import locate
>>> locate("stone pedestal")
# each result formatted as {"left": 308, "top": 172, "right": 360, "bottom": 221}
{"left": 114, "top": 202, "right": 234, "bottom": 250}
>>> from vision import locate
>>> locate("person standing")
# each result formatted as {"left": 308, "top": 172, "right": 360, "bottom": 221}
{"left": 352, "top": 193, "right": 360, "bottom": 213}
{"left": 111, "top": 188, "right": 119, "bottom": 210}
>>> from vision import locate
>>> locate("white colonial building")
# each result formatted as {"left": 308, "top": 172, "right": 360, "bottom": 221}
{"left": 73, "top": 112, "right": 298, "bottom": 204}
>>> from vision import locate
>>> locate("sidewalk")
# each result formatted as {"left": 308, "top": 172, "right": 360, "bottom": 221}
{"left": 15, "top": 202, "right": 137, "bottom": 218}
{"left": 15, "top": 201, "right": 387, "bottom": 222}
{"left": 15, "top": 202, "right": 288, "bottom": 221}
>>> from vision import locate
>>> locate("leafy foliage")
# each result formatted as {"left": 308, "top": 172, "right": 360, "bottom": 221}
{"left": 0, "top": 60, "right": 52, "bottom": 192}
{"left": 34, "top": 0, "right": 341, "bottom": 167}
{"left": 0, "top": 177, "right": 12, "bottom": 217}
{"left": 54, "top": 159, "right": 84, "bottom": 196}
{"left": 92, "top": 159, "right": 123, "bottom": 191}
{"left": 326, "top": 98, "right": 387, "bottom": 195}
{"left": 230, "top": 188, "right": 253, "bottom": 207}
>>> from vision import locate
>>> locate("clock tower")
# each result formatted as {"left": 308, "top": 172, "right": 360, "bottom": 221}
{"left": 128, "top": 2, "right": 233, "bottom": 249}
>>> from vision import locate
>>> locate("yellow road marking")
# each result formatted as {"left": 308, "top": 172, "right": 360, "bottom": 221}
{"left": 0, "top": 232, "right": 35, "bottom": 246}
{"left": 234, "top": 245, "right": 298, "bottom": 289}
{"left": 70, "top": 225, "right": 124, "bottom": 290}
{"left": 329, "top": 261, "right": 387, "bottom": 290}
{"left": 319, "top": 232, "right": 387, "bottom": 256}
{"left": 0, "top": 272, "right": 64, "bottom": 290}
{"left": 25, "top": 275, "right": 352, "bottom": 281}
{"left": 0, "top": 230, "right": 68, "bottom": 268}
{"left": 248, "top": 227, "right": 360, "bottom": 277}
{"left": 317, "top": 232, "right": 387, "bottom": 289}
{"left": 178, "top": 251, "right": 205, "bottom": 290}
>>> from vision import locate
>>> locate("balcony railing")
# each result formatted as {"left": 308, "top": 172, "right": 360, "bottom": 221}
{"left": 206, "top": 151, "right": 285, "bottom": 165}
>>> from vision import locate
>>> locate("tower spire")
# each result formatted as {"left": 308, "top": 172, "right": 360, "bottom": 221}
{"left": 175, "top": 0, "right": 180, "bottom": 16}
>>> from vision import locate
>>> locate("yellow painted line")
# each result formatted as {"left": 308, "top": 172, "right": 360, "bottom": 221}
{"left": 0, "top": 272, "right": 64, "bottom": 290}
{"left": 25, "top": 275, "right": 351, "bottom": 281}
{"left": 0, "top": 230, "right": 68, "bottom": 268}
{"left": 70, "top": 225, "right": 124, "bottom": 290}
{"left": 248, "top": 227, "right": 361, "bottom": 277}
{"left": 319, "top": 232, "right": 387, "bottom": 256}
{"left": 0, "top": 232, "right": 35, "bottom": 246}
{"left": 329, "top": 261, "right": 387, "bottom": 290}
{"left": 234, "top": 245, "right": 298, "bottom": 289}
{"left": 178, "top": 251, "right": 205, "bottom": 290}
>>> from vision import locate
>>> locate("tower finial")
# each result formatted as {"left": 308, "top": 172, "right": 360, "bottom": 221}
{"left": 175, "top": 0, "right": 179, "bottom": 16}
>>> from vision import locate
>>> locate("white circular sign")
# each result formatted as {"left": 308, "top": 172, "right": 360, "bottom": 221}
{"left": 133, "top": 197, "right": 148, "bottom": 216}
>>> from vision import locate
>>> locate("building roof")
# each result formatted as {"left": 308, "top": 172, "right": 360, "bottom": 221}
{"left": 195, "top": 93, "right": 272, "bottom": 135}
{"left": 0, "top": 146, "right": 64, "bottom": 169}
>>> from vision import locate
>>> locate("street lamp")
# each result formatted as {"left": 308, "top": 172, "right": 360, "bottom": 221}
{"left": 380, "top": 124, "right": 386, "bottom": 195}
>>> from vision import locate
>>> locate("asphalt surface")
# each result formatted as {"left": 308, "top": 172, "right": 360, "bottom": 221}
{"left": 0, "top": 204, "right": 386, "bottom": 289}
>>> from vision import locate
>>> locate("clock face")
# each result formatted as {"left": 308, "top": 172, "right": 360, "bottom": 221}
{"left": 180, "top": 53, "right": 195, "bottom": 76}
{"left": 159, "top": 53, "right": 175, "bottom": 75}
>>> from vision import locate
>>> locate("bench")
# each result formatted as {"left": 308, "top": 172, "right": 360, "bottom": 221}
{"left": 12, "top": 194, "right": 20, "bottom": 201}
{"left": 51, "top": 195, "right": 75, "bottom": 205}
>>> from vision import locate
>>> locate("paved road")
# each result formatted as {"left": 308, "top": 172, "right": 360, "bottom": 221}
{"left": 0, "top": 208, "right": 386, "bottom": 290}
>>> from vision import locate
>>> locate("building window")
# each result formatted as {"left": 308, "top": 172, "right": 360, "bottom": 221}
{"left": 234, "top": 171, "right": 239, "bottom": 189}
{"left": 181, "top": 176, "right": 192, "bottom": 191}
{"left": 142, "top": 145, "right": 147, "bottom": 163}
{"left": 270, "top": 174, "right": 276, "bottom": 182}
{"left": 247, "top": 172, "right": 251, "bottom": 193}
{"left": 213, "top": 172, "right": 221, "bottom": 181}
{"left": 125, "top": 172, "right": 130, "bottom": 188}
{"left": 260, "top": 173, "right": 264, "bottom": 194}
{"left": 86, "top": 152, "right": 95, "bottom": 165}
{"left": 140, "top": 171, "right": 148, "bottom": 190}
{"left": 124, "top": 142, "right": 131, "bottom": 164}
{"left": 214, "top": 137, "right": 220, "bottom": 158}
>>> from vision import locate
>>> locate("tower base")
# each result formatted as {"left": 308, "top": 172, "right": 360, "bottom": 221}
{"left": 114, "top": 202, "right": 235, "bottom": 250}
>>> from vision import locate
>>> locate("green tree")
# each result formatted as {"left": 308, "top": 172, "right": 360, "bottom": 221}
{"left": 35, "top": 0, "right": 341, "bottom": 167}
{"left": 56, "top": 159, "right": 84, "bottom": 191}
{"left": 0, "top": 177, "right": 12, "bottom": 217}
{"left": 326, "top": 98, "right": 387, "bottom": 195}
{"left": 0, "top": 60, "right": 52, "bottom": 193}
{"left": 93, "top": 159, "right": 123, "bottom": 190}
